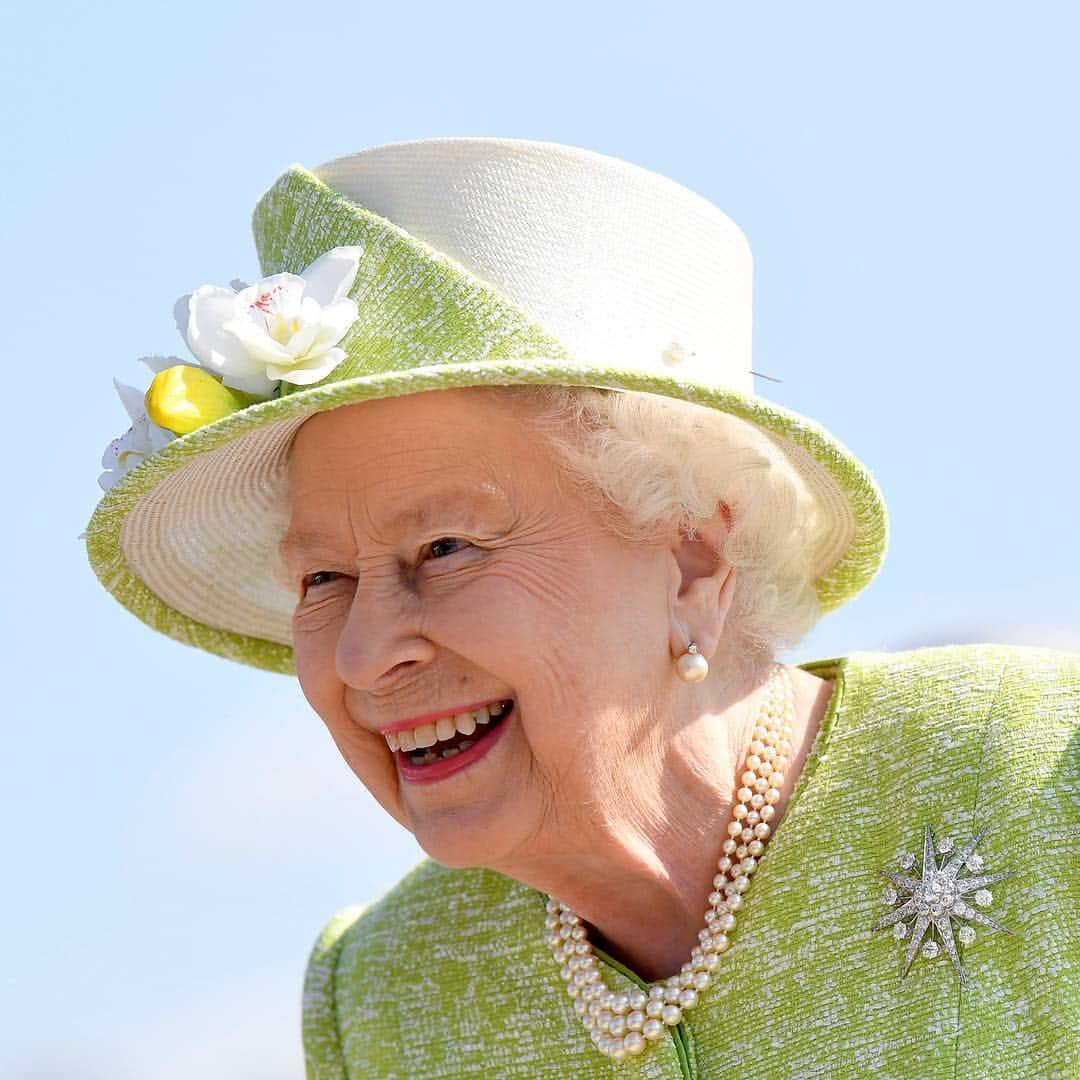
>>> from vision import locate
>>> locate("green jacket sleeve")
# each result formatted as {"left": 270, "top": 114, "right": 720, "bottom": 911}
{"left": 302, "top": 904, "right": 366, "bottom": 1080}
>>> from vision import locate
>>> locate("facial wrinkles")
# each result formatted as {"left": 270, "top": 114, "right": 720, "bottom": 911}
{"left": 288, "top": 392, "right": 689, "bottom": 863}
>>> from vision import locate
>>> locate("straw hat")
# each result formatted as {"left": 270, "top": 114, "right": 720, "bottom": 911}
{"left": 84, "top": 136, "right": 888, "bottom": 673}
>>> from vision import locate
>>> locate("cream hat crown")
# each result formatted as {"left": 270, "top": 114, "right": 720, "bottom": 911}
{"left": 313, "top": 138, "right": 753, "bottom": 391}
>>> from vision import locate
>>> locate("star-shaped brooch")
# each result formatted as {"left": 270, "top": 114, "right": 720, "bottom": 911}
{"left": 873, "top": 824, "right": 1017, "bottom": 985}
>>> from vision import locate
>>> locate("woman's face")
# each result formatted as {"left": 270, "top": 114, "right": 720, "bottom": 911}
{"left": 283, "top": 388, "right": 683, "bottom": 868}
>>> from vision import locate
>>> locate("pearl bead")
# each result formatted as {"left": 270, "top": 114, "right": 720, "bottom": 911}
{"left": 628, "top": 989, "right": 647, "bottom": 1010}
{"left": 676, "top": 650, "right": 709, "bottom": 682}
{"left": 645, "top": 1000, "right": 665, "bottom": 1019}
{"left": 661, "top": 1004, "right": 683, "bottom": 1026}
{"left": 754, "top": 822, "right": 771, "bottom": 839}
{"left": 678, "top": 989, "right": 699, "bottom": 1009}
{"left": 733, "top": 804, "right": 748, "bottom": 820}
{"left": 736, "top": 786, "right": 754, "bottom": 803}
{"left": 727, "top": 821, "right": 743, "bottom": 838}
{"left": 610, "top": 993, "right": 630, "bottom": 1015}
{"left": 663, "top": 985, "right": 681, "bottom": 1003}
{"left": 717, "top": 857, "right": 733, "bottom": 873}
{"left": 623, "top": 1031, "right": 646, "bottom": 1055}
{"left": 725, "top": 893, "right": 742, "bottom": 912}
{"left": 741, "top": 770, "right": 757, "bottom": 787}
{"left": 722, "top": 838, "right": 738, "bottom": 854}
{"left": 748, "top": 839, "right": 764, "bottom": 856}
{"left": 761, "top": 804, "right": 776, "bottom": 821}
{"left": 642, "top": 1018, "right": 664, "bottom": 1040}
{"left": 692, "top": 970, "right": 710, "bottom": 991}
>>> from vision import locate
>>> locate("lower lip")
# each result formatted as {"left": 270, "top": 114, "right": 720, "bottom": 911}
{"left": 396, "top": 705, "right": 513, "bottom": 785}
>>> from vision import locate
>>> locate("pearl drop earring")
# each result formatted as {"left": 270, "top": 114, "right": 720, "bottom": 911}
{"left": 676, "top": 642, "right": 709, "bottom": 683}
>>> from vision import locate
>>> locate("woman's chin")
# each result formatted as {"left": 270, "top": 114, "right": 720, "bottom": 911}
{"left": 412, "top": 814, "right": 517, "bottom": 869}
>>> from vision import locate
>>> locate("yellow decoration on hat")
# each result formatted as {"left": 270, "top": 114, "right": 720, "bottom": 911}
{"left": 145, "top": 364, "right": 262, "bottom": 436}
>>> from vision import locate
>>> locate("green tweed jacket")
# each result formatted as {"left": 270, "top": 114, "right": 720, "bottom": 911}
{"left": 301, "top": 644, "right": 1079, "bottom": 1078}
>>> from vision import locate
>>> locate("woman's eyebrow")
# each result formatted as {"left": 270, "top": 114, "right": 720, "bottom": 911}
{"left": 280, "top": 485, "right": 513, "bottom": 561}
{"left": 278, "top": 529, "right": 336, "bottom": 564}
{"left": 372, "top": 483, "right": 513, "bottom": 534}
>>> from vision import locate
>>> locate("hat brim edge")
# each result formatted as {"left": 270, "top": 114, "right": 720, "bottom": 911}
{"left": 85, "top": 358, "right": 889, "bottom": 675}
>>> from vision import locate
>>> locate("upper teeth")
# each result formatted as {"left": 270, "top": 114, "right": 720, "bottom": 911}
{"left": 386, "top": 701, "right": 509, "bottom": 753}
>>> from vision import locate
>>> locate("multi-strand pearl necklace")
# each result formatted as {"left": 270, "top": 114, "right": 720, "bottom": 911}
{"left": 545, "top": 663, "right": 795, "bottom": 1062}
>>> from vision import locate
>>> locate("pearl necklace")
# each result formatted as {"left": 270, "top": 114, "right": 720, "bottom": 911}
{"left": 544, "top": 662, "right": 795, "bottom": 1062}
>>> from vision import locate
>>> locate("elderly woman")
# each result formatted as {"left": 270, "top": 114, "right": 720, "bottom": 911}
{"left": 87, "top": 138, "right": 1076, "bottom": 1078}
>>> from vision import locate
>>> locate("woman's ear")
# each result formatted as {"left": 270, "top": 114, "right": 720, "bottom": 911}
{"left": 667, "top": 506, "right": 737, "bottom": 663}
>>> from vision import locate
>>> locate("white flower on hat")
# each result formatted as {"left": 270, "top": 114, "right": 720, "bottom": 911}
{"left": 98, "top": 356, "right": 181, "bottom": 492}
{"left": 175, "top": 245, "right": 363, "bottom": 398}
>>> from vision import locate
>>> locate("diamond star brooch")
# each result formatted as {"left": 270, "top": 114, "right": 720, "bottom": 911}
{"left": 873, "top": 824, "right": 1017, "bottom": 985}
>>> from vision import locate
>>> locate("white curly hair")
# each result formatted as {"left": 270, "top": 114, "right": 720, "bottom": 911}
{"left": 487, "top": 384, "right": 827, "bottom": 681}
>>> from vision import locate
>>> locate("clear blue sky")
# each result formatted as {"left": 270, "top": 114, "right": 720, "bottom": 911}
{"left": 3, "top": 1, "right": 1077, "bottom": 1075}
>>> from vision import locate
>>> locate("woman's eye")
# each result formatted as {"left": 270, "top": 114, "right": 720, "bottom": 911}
{"left": 427, "top": 537, "right": 471, "bottom": 560}
{"left": 302, "top": 570, "right": 340, "bottom": 593}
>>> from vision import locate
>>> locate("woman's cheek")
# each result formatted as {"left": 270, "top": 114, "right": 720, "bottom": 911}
{"left": 292, "top": 600, "right": 350, "bottom": 709}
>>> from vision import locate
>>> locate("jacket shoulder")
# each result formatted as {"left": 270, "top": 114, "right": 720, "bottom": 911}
{"left": 301, "top": 859, "right": 543, "bottom": 1078}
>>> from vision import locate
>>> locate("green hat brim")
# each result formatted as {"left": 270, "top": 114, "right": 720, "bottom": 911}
{"left": 86, "top": 357, "right": 888, "bottom": 674}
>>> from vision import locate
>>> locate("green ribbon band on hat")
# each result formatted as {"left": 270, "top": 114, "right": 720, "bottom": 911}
{"left": 252, "top": 166, "right": 576, "bottom": 391}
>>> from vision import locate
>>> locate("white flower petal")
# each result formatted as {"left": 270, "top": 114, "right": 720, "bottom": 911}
{"left": 173, "top": 293, "right": 193, "bottom": 342}
{"left": 139, "top": 353, "right": 187, "bottom": 376}
{"left": 114, "top": 379, "right": 147, "bottom": 423}
{"left": 284, "top": 319, "right": 321, "bottom": 359}
{"left": 219, "top": 368, "right": 279, "bottom": 398}
{"left": 312, "top": 297, "right": 360, "bottom": 347}
{"left": 237, "top": 273, "right": 306, "bottom": 320}
{"left": 301, "top": 245, "right": 362, "bottom": 307}
{"left": 270, "top": 347, "right": 345, "bottom": 386}
{"left": 101, "top": 431, "right": 127, "bottom": 470}
{"left": 223, "top": 318, "right": 293, "bottom": 365}
{"left": 185, "top": 285, "right": 247, "bottom": 370}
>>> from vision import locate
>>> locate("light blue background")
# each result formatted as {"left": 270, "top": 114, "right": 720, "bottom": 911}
{"left": 2, "top": 2, "right": 1076, "bottom": 1075}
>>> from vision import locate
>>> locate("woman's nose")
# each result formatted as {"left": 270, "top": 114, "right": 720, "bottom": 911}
{"left": 333, "top": 581, "right": 436, "bottom": 690}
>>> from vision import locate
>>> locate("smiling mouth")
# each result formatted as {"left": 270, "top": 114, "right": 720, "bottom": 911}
{"left": 398, "top": 699, "right": 514, "bottom": 767}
